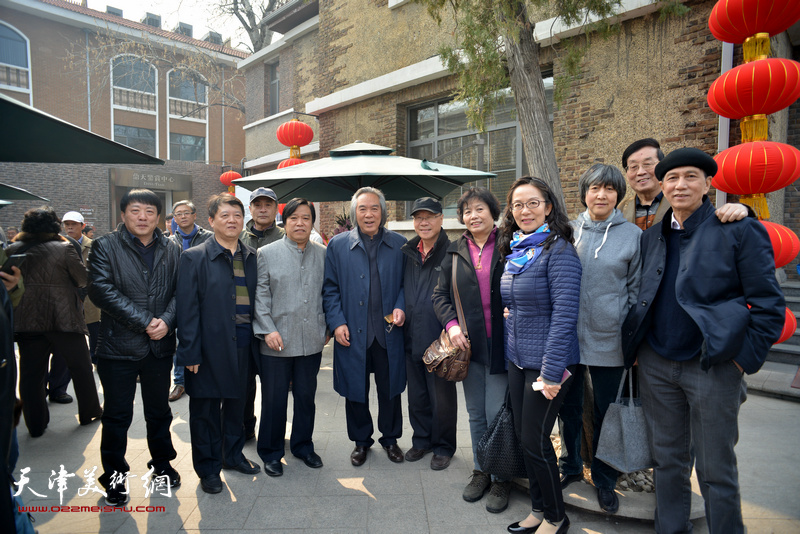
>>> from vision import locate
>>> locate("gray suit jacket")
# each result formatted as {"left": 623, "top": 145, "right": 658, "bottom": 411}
{"left": 254, "top": 236, "right": 327, "bottom": 357}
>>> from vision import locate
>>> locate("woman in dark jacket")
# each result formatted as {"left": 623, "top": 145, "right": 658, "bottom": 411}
{"left": 8, "top": 207, "right": 102, "bottom": 437}
{"left": 432, "top": 187, "right": 509, "bottom": 513}
{"left": 500, "top": 177, "right": 581, "bottom": 534}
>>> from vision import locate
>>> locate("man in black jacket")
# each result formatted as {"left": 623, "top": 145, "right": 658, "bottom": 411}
{"left": 400, "top": 198, "right": 456, "bottom": 471}
{"left": 88, "top": 189, "right": 182, "bottom": 506}
{"left": 621, "top": 148, "right": 785, "bottom": 534}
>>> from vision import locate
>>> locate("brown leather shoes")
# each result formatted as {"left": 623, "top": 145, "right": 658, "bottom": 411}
{"left": 430, "top": 454, "right": 451, "bottom": 471}
{"left": 168, "top": 385, "right": 185, "bottom": 402}
{"left": 351, "top": 446, "right": 369, "bottom": 466}
{"left": 404, "top": 447, "right": 432, "bottom": 462}
{"left": 383, "top": 444, "right": 404, "bottom": 463}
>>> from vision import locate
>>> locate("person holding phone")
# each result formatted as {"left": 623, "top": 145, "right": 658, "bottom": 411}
{"left": 499, "top": 177, "right": 581, "bottom": 534}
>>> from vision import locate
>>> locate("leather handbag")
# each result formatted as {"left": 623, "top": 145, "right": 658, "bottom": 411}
{"left": 422, "top": 260, "right": 471, "bottom": 382}
{"left": 595, "top": 369, "right": 655, "bottom": 473}
{"left": 476, "top": 392, "right": 526, "bottom": 480}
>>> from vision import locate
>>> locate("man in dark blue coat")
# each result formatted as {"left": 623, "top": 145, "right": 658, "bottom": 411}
{"left": 176, "top": 193, "right": 261, "bottom": 495}
{"left": 323, "top": 187, "right": 407, "bottom": 467}
{"left": 621, "top": 148, "right": 785, "bottom": 534}
{"left": 400, "top": 197, "right": 456, "bottom": 470}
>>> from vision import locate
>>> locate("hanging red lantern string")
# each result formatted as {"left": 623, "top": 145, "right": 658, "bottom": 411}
{"left": 775, "top": 307, "right": 797, "bottom": 345}
{"left": 276, "top": 119, "right": 314, "bottom": 159}
{"left": 708, "top": 0, "right": 800, "bottom": 46}
{"left": 278, "top": 158, "right": 307, "bottom": 169}
{"left": 760, "top": 221, "right": 800, "bottom": 268}
{"left": 220, "top": 170, "right": 241, "bottom": 194}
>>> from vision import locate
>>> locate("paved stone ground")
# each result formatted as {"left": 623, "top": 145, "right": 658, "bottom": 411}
{"left": 13, "top": 345, "right": 800, "bottom": 533}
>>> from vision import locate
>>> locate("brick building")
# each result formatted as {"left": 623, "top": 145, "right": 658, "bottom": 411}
{"left": 0, "top": 0, "right": 248, "bottom": 234}
{"left": 238, "top": 0, "right": 800, "bottom": 277}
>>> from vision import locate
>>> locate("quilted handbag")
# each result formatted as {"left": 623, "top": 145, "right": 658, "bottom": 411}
{"left": 476, "top": 394, "right": 527, "bottom": 480}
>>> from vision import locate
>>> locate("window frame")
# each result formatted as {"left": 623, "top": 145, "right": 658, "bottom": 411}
{"left": 0, "top": 21, "right": 31, "bottom": 101}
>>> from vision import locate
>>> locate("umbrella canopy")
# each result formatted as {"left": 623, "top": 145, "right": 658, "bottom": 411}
{"left": 0, "top": 93, "right": 164, "bottom": 165}
{"left": 234, "top": 141, "right": 495, "bottom": 201}
{"left": 0, "top": 182, "right": 48, "bottom": 202}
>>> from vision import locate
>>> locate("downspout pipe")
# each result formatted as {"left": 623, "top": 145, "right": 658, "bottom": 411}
{"left": 715, "top": 42, "right": 734, "bottom": 207}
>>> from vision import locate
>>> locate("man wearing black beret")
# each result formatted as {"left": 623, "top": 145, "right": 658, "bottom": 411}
{"left": 621, "top": 147, "right": 785, "bottom": 534}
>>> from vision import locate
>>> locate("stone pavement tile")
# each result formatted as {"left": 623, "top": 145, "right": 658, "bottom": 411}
{"left": 366, "top": 492, "right": 428, "bottom": 534}
{"left": 257, "top": 463, "right": 321, "bottom": 497}
{"left": 115, "top": 496, "right": 198, "bottom": 534}
{"left": 18, "top": 497, "right": 129, "bottom": 534}
{"left": 740, "top": 484, "right": 800, "bottom": 520}
{"left": 315, "top": 468, "right": 422, "bottom": 496}
{"left": 242, "top": 495, "right": 314, "bottom": 529}
{"left": 181, "top": 492, "right": 259, "bottom": 530}
{"left": 308, "top": 494, "right": 370, "bottom": 529}
{"left": 421, "top": 479, "right": 491, "bottom": 528}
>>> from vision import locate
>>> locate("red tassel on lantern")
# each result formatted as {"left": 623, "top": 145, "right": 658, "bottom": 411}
{"left": 760, "top": 221, "right": 800, "bottom": 268}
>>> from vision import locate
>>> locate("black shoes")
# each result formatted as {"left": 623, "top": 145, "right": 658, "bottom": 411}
{"left": 404, "top": 447, "right": 432, "bottom": 462}
{"left": 80, "top": 409, "right": 103, "bottom": 426}
{"left": 223, "top": 457, "right": 261, "bottom": 475}
{"left": 104, "top": 484, "right": 130, "bottom": 506}
{"left": 148, "top": 463, "right": 181, "bottom": 489}
{"left": 597, "top": 487, "right": 619, "bottom": 514}
{"left": 430, "top": 454, "right": 451, "bottom": 471}
{"left": 50, "top": 394, "right": 73, "bottom": 404}
{"left": 507, "top": 521, "right": 539, "bottom": 533}
{"left": 560, "top": 472, "right": 583, "bottom": 490}
{"left": 295, "top": 452, "right": 323, "bottom": 469}
{"left": 351, "top": 446, "right": 369, "bottom": 466}
{"left": 263, "top": 460, "right": 283, "bottom": 477}
{"left": 200, "top": 474, "right": 223, "bottom": 494}
{"left": 383, "top": 444, "right": 404, "bottom": 463}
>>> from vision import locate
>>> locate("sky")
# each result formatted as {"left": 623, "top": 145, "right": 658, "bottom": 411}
{"left": 84, "top": 0, "right": 256, "bottom": 51}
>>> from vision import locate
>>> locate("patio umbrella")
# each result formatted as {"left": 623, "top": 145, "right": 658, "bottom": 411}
{"left": 0, "top": 93, "right": 164, "bottom": 165}
{"left": 234, "top": 141, "right": 495, "bottom": 201}
{"left": 0, "top": 183, "right": 48, "bottom": 202}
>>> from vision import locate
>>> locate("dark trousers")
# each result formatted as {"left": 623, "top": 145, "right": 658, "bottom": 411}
{"left": 87, "top": 321, "right": 100, "bottom": 364}
{"left": 189, "top": 396, "right": 246, "bottom": 478}
{"left": 244, "top": 359, "right": 258, "bottom": 437}
{"left": 405, "top": 352, "right": 457, "bottom": 456}
{"left": 96, "top": 352, "right": 176, "bottom": 488}
{"left": 257, "top": 352, "right": 322, "bottom": 462}
{"left": 47, "top": 351, "right": 71, "bottom": 398}
{"left": 638, "top": 340, "right": 746, "bottom": 534}
{"left": 345, "top": 341, "right": 402, "bottom": 448}
{"left": 508, "top": 363, "right": 574, "bottom": 524}
{"left": 558, "top": 364, "right": 624, "bottom": 490}
{"left": 17, "top": 332, "right": 101, "bottom": 436}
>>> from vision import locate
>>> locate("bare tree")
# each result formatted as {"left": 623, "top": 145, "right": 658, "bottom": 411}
{"left": 215, "top": 0, "right": 280, "bottom": 52}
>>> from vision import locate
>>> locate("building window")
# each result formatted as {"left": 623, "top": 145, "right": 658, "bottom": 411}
{"left": 407, "top": 80, "right": 553, "bottom": 217}
{"left": 269, "top": 62, "right": 279, "bottom": 116}
{"left": 112, "top": 55, "right": 157, "bottom": 112}
{"left": 114, "top": 125, "right": 156, "bottom": 156}
{"left": 169, "top": 133, "right": 205, "bottom": 162}
{"left": 169, "top": 70, "right": 207, "bottom": 103}
{"left": 0, "top": 22, "right": 30, "bottom": 94}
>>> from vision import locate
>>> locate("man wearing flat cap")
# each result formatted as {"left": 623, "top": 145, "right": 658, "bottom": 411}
{"left": 400, "top": 197, "right": 457, "bottom": 470}
{"left": 621, "top": 147, "right": 785, "bottom": 534}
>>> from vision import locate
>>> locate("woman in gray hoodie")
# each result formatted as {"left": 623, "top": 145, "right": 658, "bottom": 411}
{"left": 559, "top": 164, "right": 642, "bottom": 515}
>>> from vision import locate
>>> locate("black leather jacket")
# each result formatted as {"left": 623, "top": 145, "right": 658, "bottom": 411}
{"left": 88, "top": 224, "right": 180, "bottom": 360}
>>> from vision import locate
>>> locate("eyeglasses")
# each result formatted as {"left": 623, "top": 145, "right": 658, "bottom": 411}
{"left": 626, "top": 161, "right": 657, "bottom": 174}
{"left": 413, "top": 215, "right": 440, "bottom": 223}
{"left": 510, "top": 199, "right": 546, "bottom": 212}
{"left": 173, "top": 211, "right": 194, "bottom": 218}
{"left": 384, "top": 314, "right": 396, "bottom": 334}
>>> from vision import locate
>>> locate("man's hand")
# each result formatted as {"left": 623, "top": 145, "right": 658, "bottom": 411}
{"left": 392, "top": 308, "right": 405, "bottom": 327}
{"left": 186, "top": 364, "right": 199, "bottom": 374}
{"left": 447, "top": 324, "right": 470, "bottom": 352}
{"left": 266, "top": 331, "right": 284, "bottom": 352}
{"left": 334, "top": 324, "right": 350, "bottom": 347}
{"left": 0, "top": 266, "right": 20, "bottom": 292}
{"left": 715, "top": 203, "right": 749, "bottom": 223}
{"left": 146, "top": 318, "right": 168, "bottom": 340}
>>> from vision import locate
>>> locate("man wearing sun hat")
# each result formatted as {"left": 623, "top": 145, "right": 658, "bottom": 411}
{"left": 621, "top": 147, "right": 785, "bottom": 534}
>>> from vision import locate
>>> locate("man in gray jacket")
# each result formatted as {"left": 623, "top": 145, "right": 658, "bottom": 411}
{"left": 253, "top": 198, "right": 327, "bottom": 476}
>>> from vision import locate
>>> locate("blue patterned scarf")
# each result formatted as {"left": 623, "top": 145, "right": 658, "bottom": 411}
{"left": 504, "top": 224, "right": 550, "bottom": 274}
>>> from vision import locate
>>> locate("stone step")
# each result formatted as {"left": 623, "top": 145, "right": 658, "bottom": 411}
{"left": 780, "top": 281, "right": 800, "bottom": 298}
{"left": 767, "top": 342, "right": 800, "bottom": 365}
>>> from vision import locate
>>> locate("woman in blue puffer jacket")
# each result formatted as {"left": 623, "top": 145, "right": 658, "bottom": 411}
{"left": 499, "top": 176, "right": 581, "bottom": 534}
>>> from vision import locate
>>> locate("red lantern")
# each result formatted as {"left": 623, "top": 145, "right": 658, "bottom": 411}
{"left": 278, "top": 158, "right": 307, "bottom": 169}
{"left": 707, "top": 58, "right": 800, "bottom": 120}
{"left": 220, "top": 170, "right": 241, "bottom": 187}
{"left": 760, "top": 221, "right": 800, "bottom": 268}
{"left": 708, "top": 0, "right": 800, "bottom": 44}
{"left": 276, "top": 120, "right": 314, "bottom": 149}
{"left": 775, "top": 307, "right": 797, "bottom": 345}
{"left": 713, "top": 142, "right": 800, "bottom": 195}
